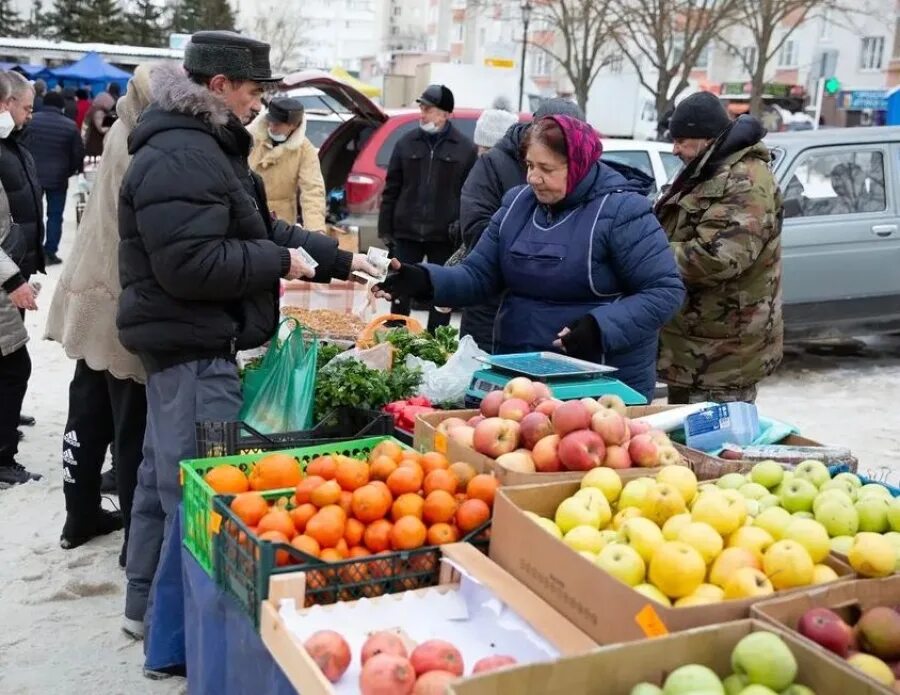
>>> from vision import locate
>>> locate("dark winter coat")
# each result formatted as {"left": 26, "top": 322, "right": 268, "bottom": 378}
{"left": 22, "top": 106, "right": 85, "bottom": 190}
{"left": 426, "top": 161, "right": 686, "bottom": 401}
{"left": 0, "top": 130, "right": 45, "bottom": 277}
{"left": 457, "top": 122, "right": 528, "bottom": 351}
{"left": 378, "top": 122, "right": 477, "bottom": 244}
{"left": 117, "top": 63, "right": 352, "bottom": 374}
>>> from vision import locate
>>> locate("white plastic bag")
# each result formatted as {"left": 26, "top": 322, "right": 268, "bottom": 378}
{"left": 408, "top": 335, "right": 488, "bottom": 405}
{"left": 322, "top": 341, "right": 393, "bottom": 373}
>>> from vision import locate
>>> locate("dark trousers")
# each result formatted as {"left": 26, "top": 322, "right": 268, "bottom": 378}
{"left": 667, "top": 384, "right": 759, "bottom": 405}
{"left": 62, "top": 360, "right": 147, "bottom": 543}
{"left": 44, "top": 186, "right": 68, "bottom": 256}
{"left": 0, "top": 346, "right": 31, "bottom": 466}
{"left": 391, "top": 239, "right": 454, "bottom": 333}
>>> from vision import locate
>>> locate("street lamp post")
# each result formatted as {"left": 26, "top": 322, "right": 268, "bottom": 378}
{"left": 518, "top": 0, "right": 533, "bottom": 112}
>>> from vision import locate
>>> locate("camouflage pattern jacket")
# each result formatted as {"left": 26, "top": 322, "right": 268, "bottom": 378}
{"left": 656, "top": 116, "right": 784, "bottom": 390}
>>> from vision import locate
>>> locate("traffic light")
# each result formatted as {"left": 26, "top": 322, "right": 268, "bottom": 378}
{"left": 824, "top": 77, "right": 841, "bottom": 95}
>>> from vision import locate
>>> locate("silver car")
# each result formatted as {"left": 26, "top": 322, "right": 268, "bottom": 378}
{"left": 766, "top": 126, "right": 900, "bottom": 340}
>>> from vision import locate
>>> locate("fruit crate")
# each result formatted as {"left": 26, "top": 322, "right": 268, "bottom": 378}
{"left": 212, "top": 491, "right": 491, "bottom": 627}
{"left": 181, "top": 435, "right": 408, "bottom": 577}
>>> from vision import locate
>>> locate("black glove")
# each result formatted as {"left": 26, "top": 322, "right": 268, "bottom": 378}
{"left": 374, "top": 262, "right": 433, "bottom": 301}
{"left": 560, "top": 315, "right": 603, "bottom": 360}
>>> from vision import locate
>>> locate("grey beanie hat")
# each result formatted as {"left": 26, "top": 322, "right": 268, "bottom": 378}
{"left": 534, "top": 97, "right": 586, "bottom": 122}
{"left": 473, "top": 109, "right": 519, "bottom": 148}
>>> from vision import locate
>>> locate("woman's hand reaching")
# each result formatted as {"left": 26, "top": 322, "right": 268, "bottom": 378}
{"left": 553, "top": 315, "right": 603, "bottom": 360}
{"left": 371, "top": 259, "right": 433, "bottom": 302}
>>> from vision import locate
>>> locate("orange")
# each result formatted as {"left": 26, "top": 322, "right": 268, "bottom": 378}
{"left": 205, "top": 465, "right": 250, "bottom": 494}
{"left": 390, "top": 516, "right": 427, "bottom": 550}
{"left": 427, "top": 523, "right": 459, "bottom": 545}
{"left": 387, "top": 466, "right": 423, "bottom": 497}
{"left": 423, "top": 490, "right": 458, "bottom": 525}
{"left": 423, "top": 469, "right": 458, "bottom": 496}
{"left": 344, "top": 518, "right": 365, "bottom": 547}
{"left": 248, "top": 453, "right": 301, "bottom": 491}
{"left": 257, "top": 509, "right": 296, "bottom": 538}
{"left": 334, "top": 538, "right": 350, "bottom": 558}
{"left": 391, "top": 493, "right": 425, "bottom": 521}
{"left": 309, "top": 479, "right": 342, "bottom": 508}
{"left": 363, "top": 519, "right": 393, "bottom": 553}
{"left": 305, "top": 510, "right": 345, "bottom": 548}
{"left": 456, "top": 498, "right": 490, "bottom": 533}
{"left": 336, "top": 458, "right": 370, "bottom": 492}
{"left": 294, "top": 476, "right": 326, "bottom": 505}
{"left": 288, "top": 503, "right": 317, "bottom": 533}
{"left": 351, "top": 484, "right": 392, "bottom": 524}
{"left": 338, "top": 490, "right": 353, "bottom": 515}
{"left": 230, "top": 491, "right": 269, "bottom": 526}
{"left": 306, "top": 455, "right": 338, "bottom": 480}
{"left": 448, "top": 462, "right": 477, "bottom": 492}
{"left": 421, "top": 452, "right": 450, "bottom": 475}
{"left": 399, "top": 450, "right": 422, "bottom": 464}
{"left": 369, "top": 455, "right": 398, "bottom": 482}
{"left": 466, "top": 474, "right": 500, "bottom": 508}
{"left": 258, "top": 530, "right": 292, "bottom": 566}
{"left": 370, "top": 440, "right": 404, "bottom": 463}
{"left": 290, "top": 534, "right": 321, "bottom": 561}
{"left": 319, "top": 548, "right": 343, "bottom": 562}
{"left": 349, "top": 546, "right": 370, "bottom": 559}
{"left": 317, "top": 504, "right": 348, "bottom": 525}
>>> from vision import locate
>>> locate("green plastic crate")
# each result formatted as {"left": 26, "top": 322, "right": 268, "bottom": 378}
{"left": 181, "top": 435, "right": 409, "bottom": 576}
{"left": 212, "top": 491, "right": 490, "bottom": 627}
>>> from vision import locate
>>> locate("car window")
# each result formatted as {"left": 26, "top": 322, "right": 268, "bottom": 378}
{"left": 660, "top": 152, "right": 682, "bottom": 181}
{"left": 602, "top": 150, "right": 653, "bottom": 178}
{"left": 782, "top": 149, "right": 887, "bottom": 219}
{"left": 305, "top": 119, "right": 341, "bottom": 148}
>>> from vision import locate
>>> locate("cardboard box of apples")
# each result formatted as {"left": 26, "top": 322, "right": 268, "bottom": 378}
{"left": 753, "top": 575, "right": 900, "bottom": 693}
{"left": 487, "top": 461, "right": 855, "bottom": 646}
{"left": 448, "top": 619, "right": 888, "bottom": 695}
{"left": 259, "top": 543, "right": 596, "bottom": 695}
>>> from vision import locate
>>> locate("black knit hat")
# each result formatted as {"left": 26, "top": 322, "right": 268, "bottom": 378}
{"left": 668, "top": 92, "right": 731, "bottom": 139}
{"left": 184, "top": 31, "right": 281, "bottom": 83}
{"left": 266, "top": 97, "right": 304, "bottom": 126}
{"left": 416, "top": 84, "right": 454, "bottom": 113}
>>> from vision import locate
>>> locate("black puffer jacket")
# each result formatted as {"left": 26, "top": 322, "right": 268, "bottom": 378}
{"left": 23, "top": 106, "right": 85, "bottom": 190}
{"left": 456, "top": 123, "right": 528, "bottom": 352}
{"left": 0, "top": 130, "right": 45, "bottom": 277}
{"left": 378, "top": 122, "right": 477, "bottom": 244}
{"left": 117, "top": 64, "right": 351, "bottom": 374}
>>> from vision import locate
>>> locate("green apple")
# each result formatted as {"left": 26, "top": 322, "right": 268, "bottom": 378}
{"left": 555, "top": 492, "right": 610, "bottom": 533}
{"left": 782, "top": 518, "right": 830, "bottom": 562}
{"left": 620, "top": 478, "right": 655, "bottom": 510}
{"left": 563, "top": 525, "right": 608, "bottom": 554}
{"left": 750, "top": 461, "right": 784, "bottom": 490}
{"left": 814, "top": 499, "right": 859, "bottom": 537}
{"left": 722, "top": 674, "right": 748, "bottom": 695}
{"left": 581, "top": 467, "right": 623, "bottom": 504}
{"left": 834, "top": 472, "right": 862, "bottom": 489}
{"left": 812, "top": 488, "right": 854, "bottom": 514}
{"left": 794, "top": 460, "right": 830, "bottom": 488}
{"left": 819, "top": 478, "right": 857, "bottom": 501}
{"left": 595, "top": 543, "right": 645, "bottom": 586}
{"left": 758, "top": 494, "right": 781, "bottom": 511}
{"left": 630, "top": 684, "right": 664, "bottom": 695}
{"left": 663, "top": 664, "right": 724, "bottom": 695}
{"left": 779, "top": 686, "right": 816, "bottom": 695}
{"left": 618, "top": 517, "right": 665, "bottom": 563}
{"left": 633, "top": 582, "right": 672, "bottom": 607}
{"left": 718, "top": 473, "right": 748, "bottom": 490}
{"left": 744, "top": 499, "right": 760, "bottom": 517}
{"left": 600, "top": 529, "right": 619, "bottom": 545}
{"left": 856, "top": 496, "right": 891, "bottom": 533}
{"left": 739, "top": 483, "right": 771, "bottom": 501}
{"left": 829, "top": 535, "right": 854, "bottom": 555}
{"left": 534, "top": 517, "right": 563, "bottom": 539}
{"left": 754, "top": 507, "right": 793, "bottom": 540}
{"left": 858, "top": 483, "right": 892, "bottom": 500}
{"left": 779, "top": 479, "right": 818, "bottom": 513}
{"left": 888, "top": 498, "right": 900, "bottom": 532}
{"left": 738, "top": 686, "right": 779, "bottom": 695}
{"left": 730, "top": 631, "right": 797, "bottom": 691}
{"left": 792, "top": 511, "right": 814, "bottom": 519}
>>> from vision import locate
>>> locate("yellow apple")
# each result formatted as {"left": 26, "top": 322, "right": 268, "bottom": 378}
{"left": 709, "top": 547, "right": 762, "bottom": 588}
{"left": 674, "top": 593, "right": 720, "bottom": 607}
{"left": 812, "top": 564, "right": 840, "bottom": 584}
{"left": 848, "top": 532, "right": 897, "bottom": 578}
{"left": 595, "top": 543, "right": 645, "bottom": 586}
{"left": 723, "top": 567, "right": 775, "bottom": 599}
{"left": 619, "top": 478, "right": 654, "bottom": 510}
{"left": 662, "top": 513, "right": 693, "bottom": 541}
{"left": 694, "top": 583, "right": 725, "bottom": 600}
{"left": 640, "top": 483, "right": 687, "bottom": 526}
{"left": 692, "top": 492, "right": 746, "bottom": 536}
{"left": 727, "top": 526, "right": 775, "bottom": 558}
{"left": 633, "top": 582, "right": 672, "bottom": 607}
{"left": 847, "top": 653, "right": 895, "bottom": 686}
{"left": 534, "top": 517, "right": 563, "bottom": 539}
{"left": 618, "top": 517, "right": 665, "bottom": 563}
{"left": 649, "top": 541, "right": 706, "bottom": 599}
{"left": 676, "top": 522, "right": 724, "bottom": 565}
{"left": 612, "top": 506, "right": 643, "bottom": 530}
{"left": 656, "top": 466, "right": 698, "bottom": 505}
{"left": 563, "top": 525, "right": 608, "bottom": 554}
{"left": 763, "top": 540, "right": 815, "bottom": 589}
{"left": 782, "top": 518, "right": 830, "bottom": 563}
{"left": 754, "top": 507, "right": 793, "bottom": 540}
{"left": 580, "top": 467, "right": 623, "bottom": 504}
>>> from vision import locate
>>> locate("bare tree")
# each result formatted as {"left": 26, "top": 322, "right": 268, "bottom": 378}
{"left": 252, "top": 6, "right": 309, "bottom": 72}
{"left": 611, "top": 0, "right": 741, "bottom": 136}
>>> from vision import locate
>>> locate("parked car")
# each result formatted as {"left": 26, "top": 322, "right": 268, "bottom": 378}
{"left": 601, "top": 139, "right": 681, "bottom": 194}
{"left": 766, "top": 126, "right": 900, "bottom": 340}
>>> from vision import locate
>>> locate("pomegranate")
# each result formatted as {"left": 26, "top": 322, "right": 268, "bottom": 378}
{"left": 472, "top": 655, "right": 518, "bottom": 673}
{"left": 361, "top": 631, "right": 408, "bottom": 665}
{"left": 359, "top": 654, "right": 416, "bottom": 695}
{"left": 303, "top": 630, "right": 351, "bottom": 683}
{"left": 410, "top": 639, "right": 464, "bottom": 677}
{"left": 413, "top": 670, "right": 458, "bottom": 694}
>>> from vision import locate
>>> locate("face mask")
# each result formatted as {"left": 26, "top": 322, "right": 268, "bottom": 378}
{"left": 419, "top": 121, "right": 439, "bottom": 134}
{"left": 0, "top": 111, "right": 14, "bottom": 139}
{"left": 268, "top": 128, "right": 288, "bottom": 143}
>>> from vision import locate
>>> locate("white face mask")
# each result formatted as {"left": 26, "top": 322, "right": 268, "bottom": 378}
{"left": 268, "top": 128, "right": 288, "bottom": 143}
{"left": 419, "top": 121, "right": 439, "bottom": 134}
{"left": 0, "top": 111, "right": 14, "bottom": 139}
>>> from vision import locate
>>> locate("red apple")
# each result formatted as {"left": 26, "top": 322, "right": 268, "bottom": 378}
{"left": 436, "top": 418, "right": 468, "bottom": 436}
{"left": 628, "top": 434, "right": 659, "bottom": 467}
{"left": 557, "top": 429, "right": 606, "bottom": 471}
{"left": 535, "top": 398, "right": 564, "bottom": 417}
{"left": 580, "top": 398, "right": 602, "bottom": 415}
{"left": 627, "top": 418, "right": 651, "bottom": 436}
{"left": 472, "top": 655, "right": 518, "bottom": 673}
{"left": 496, "top": 451, "right": 536, "bottom": 473}
{"left": 532, "top": 382, "right": 553, "bottom": 403}
{"left": 498, "top": 398, "right": 531, "bottom": 422}
{"left": 519, "top": 412, "right": 554, "bottom": 449}
{"left": 552, "top": 401, "right": 592, "bottom": 437}
{"left": 503, "top": 377, "right": 536, "bottom": 403}
{"left": 532, "top": 434, "right": 563, "bottom": 472}
{"left": 467, "top": 415, "right": 485, "bottom": 427}
{"left": 448, "top": 425, "right": 475, "bottom": 449}
{"left": 798, "top": 607, "right": 854, "bottom": 657}
{"left": 473, "top": 418, "right": 521, "bottom": 458}
{"left": 590, "top": 410, "right": 629, "bottom": 446}
{"left": 603, "top": 445, "right": 632, "bottom": 469}
{"left": 480, "top": 390, "right": 505, "bottom": 418}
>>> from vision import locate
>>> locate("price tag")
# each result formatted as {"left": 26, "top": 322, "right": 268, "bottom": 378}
{"left": 433, "top": 432, "right": 448, "bottom": 454}
{"left": 210, "top": 512, "right": 222, "bottom": 535}
{"left": 635, "top": 603, "right": 669, "bottom": 638}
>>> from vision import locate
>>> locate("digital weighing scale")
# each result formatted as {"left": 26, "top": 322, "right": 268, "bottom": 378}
{"left": 464, "top": 352, "right": 647, "bottom": 408}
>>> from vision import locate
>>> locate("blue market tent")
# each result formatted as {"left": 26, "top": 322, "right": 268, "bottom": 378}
{"left": 50, "top": 52, "right": 132, "bottom": 94}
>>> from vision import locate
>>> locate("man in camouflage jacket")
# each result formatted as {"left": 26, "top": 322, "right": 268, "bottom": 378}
{"left": 655, "top": 92, "right": 783, "bottom": 404}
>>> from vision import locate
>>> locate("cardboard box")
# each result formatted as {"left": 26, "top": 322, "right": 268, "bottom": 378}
{"left": 489, "top": 481, "right": 854, "bottom": 645}
{"left": 448, "top": 618, "right": 887, "bottom": 695}
{"left": 751, "top": 576, "right": 900, "bottom": 693}
{"left": 260, "top": 543, "right": 596, "bottom": 695}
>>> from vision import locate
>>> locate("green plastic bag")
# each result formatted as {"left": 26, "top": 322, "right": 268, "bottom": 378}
{"left": 239, "top": 321, "right": 318, "bottom": 433}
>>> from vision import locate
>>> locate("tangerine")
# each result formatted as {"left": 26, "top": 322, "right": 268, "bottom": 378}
{"left": 248, "top": 453, "right": 301, "bottom": 491}
{"left": 257, "top": 509, "right": 296, "bottom": 538}
{"left": 390, "top": 516, "right": 427, "bottom": 551}
{"left": 205, "top": 465, "right": 250, "bottom": 494}
{"left": 290, "top": 534, "right": 321, "bottom": 561}
{"left": 386, "top": 466, "right": 423, "bottom": 497}
{"left": 456, "top": 498, "right": 490, "bottom": 533}
{"left": 422, "top": 490, "right": 458, "bottom": 525}
{"left": 317, "top": 504, "right": 348, "bottom": 525}
{"left": 335, "top": 458, "right": 370, "bottom": 491}
{"left": 289, "top": 503, "right": 317, "bottom": 533}
{"left": 295, "top": 476, "right": 326, "bottom": 504}
{"left": 344, "top": 518, "right": 365, "bottom": 547}
{"left": 466, "top": 474, "right": 500, "bottom": 508}
{"left": 421, "top": 452, "right": 450, "bottom": 475}
{"left": 306, "top": 510, "right": 345, "bottom": 548}
{"left": 258, "top": 530, "right": 292, "bottom": 566}
{"left": 309, "top": 479, "right": 342, "bottom": 507}
{"left": 351, "top": 484, "right": 392, "bottom": 523}
{"left": 427, "top": 523, "right": 459, "bottom": 545}
{"left": 370, "top": 441, "right": 404, "bottom": 463}
{"left": 334, "top": 538, "right": 350, "bottom": 558}
{"left": 448, "top": 462, "right": 477, "bottom": 492}
{"left": 391, "top": 493, "right": 425, "bottom": 521}
{"left": 369, "top": 455, "right": 398, "bottom": 482}
{"left": 423, "top": 469, "right": 458, "bottom": 496}
{"left": 306, "top": 455, "right": 338, "bottom": 480}
{"left": 338, "top": 490, "right": 353, "bottom": 515}
{"left": 320, "top": 548, "right": 343, "bottom": 562}
{"left": 399, "top": 450, "right": 422, "bottom": 464}
{"left": 349, "top": 546, "right": 370, "bottom": 559}
{"left": 230, "top": 491, "right": 269, "bottom": 526}
{"left": 363, "top": 519, "right": 393, "bottom": 553}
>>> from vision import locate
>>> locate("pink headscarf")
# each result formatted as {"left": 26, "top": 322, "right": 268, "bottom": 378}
{"left": 542, "top": 115, "right": 603, "bottom": 195}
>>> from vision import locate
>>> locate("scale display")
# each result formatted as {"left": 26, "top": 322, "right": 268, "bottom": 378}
{"left": 477, "top": 352, "right": 618, "bottom": 380}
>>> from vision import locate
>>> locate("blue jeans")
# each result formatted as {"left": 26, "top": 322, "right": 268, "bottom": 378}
{"left": 44, "top": 187, "right": 67, "bottom": 256}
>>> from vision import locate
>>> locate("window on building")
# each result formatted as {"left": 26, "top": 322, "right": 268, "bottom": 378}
{"left": 778, "top": 40, "right": 798, "bottom": 67}
{"left": 860, "top": 36, "right": 885, "bottom": 70}
{"left": 455, "top": 21, "right": 464, "bottom": 42}
{"left": 392, "top": 5, "right": 401, "bottom": 16}
{"left": 607, "top": 54, "right": 623, "bottom": 73}
{"left": 741, "top": 45, "right": 757, "bottom": 73}
{"left": 695, "top": 42, "right": 712, "bottom": 69}
{"left": 533, "top": 50, "right": 550, "bottom": 76}
{"left": 670, "top": 38, "right": 684, "bottom": 67}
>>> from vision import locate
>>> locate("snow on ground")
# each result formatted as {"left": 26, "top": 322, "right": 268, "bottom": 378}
{"left": 1, "top": 191, "right": 899, "bottom": 694}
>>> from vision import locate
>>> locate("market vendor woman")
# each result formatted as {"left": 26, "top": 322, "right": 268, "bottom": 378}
{"left": 373, "top": 115, "right": 685, "bottom": 401}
